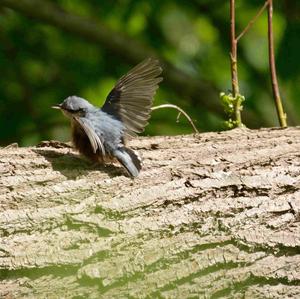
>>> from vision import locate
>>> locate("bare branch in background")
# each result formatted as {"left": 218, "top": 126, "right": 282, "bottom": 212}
{"left": 267, "top": 0, "right": 287, "bottom": 127}
{"left": 223, "top": 0, "right": 287, "bottom": 129}
{"left": 230, "top": 0, "right": 239, "bottom": 98}
{"left": 236, "top": 1, "right": 269, "bottom": 42}
{"left": 220, "top": 0, "right": 244, "bottom": 129}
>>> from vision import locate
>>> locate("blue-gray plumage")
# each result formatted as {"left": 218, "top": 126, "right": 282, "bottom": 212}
{"left": 52, "top": 58, "right": 163, "bottom": 177}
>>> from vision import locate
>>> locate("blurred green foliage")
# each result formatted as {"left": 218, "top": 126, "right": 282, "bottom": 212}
{"left": 0, "top": 0, "right": 299, "bottom": 146}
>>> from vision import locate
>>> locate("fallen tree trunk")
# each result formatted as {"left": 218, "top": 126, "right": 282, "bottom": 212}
{"left": 0, "top": 127, "right": 300, "bottom": 298}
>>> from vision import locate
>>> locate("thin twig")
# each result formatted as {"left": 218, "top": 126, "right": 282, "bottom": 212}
{"left": 229, "top": 0, "right": 244, "bottom": 127}
{"left": 230, "top": 0, "right": 239, "bottom": 97}
{"left": 151, "top": 104, "right": 199, "bottom": 133}
{"left": 267, "top": 0, "right": 287, "bottom": 127}
{"left": 176, "top": 112, "right": 182, "bottom": 123}
{"left": 236, "top": 0, "right": 269, "bottom": 42}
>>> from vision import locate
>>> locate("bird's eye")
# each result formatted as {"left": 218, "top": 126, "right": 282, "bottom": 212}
{"left": 63, "top": 106, "right": 85, "bottom": 114}
{"left": 73, "top": 108, "right": 85, "bottom": 115}
{"left": 68, "top": 108, "right": 83, "bottom": 112}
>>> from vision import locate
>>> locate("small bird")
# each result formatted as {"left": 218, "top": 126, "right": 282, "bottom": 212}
{"left": 52, "top": 58, "right": 163, "bottom": 177}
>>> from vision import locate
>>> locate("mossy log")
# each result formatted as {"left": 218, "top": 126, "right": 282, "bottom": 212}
{"left": 1, "top": 128, "right": 300, "bottom": 298}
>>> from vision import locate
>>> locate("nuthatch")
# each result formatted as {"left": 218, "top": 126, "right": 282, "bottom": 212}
{"left": 52, "top": 58, "right": 162, "bottom": 177}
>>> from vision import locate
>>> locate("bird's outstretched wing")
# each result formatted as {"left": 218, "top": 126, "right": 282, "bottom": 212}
{"left": 101, "top": 58, "right": 163, "bottom": 137}
{"left": 73, "top": 116, "right": 105, "bottom": 156}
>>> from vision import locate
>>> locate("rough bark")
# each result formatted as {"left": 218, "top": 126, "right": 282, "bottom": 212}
{"left": 0, "top": 128, "right": 300, "bottom": 298}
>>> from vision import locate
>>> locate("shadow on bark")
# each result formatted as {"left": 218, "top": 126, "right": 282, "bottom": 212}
{"left": 33, "top": 148, "right": 121, "bottom": 179}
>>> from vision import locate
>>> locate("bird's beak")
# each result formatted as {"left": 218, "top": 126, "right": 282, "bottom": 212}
{"left": 52, "top": 104, "right": 62, "bottom": 109}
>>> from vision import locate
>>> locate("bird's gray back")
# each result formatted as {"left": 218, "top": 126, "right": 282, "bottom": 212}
{"left": 86, "top": 109, "right": 125, "bottom": 154}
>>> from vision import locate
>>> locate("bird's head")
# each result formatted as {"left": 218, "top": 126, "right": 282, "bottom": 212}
{"left": 52, "top": 96, "right": 94, "bottom": 118}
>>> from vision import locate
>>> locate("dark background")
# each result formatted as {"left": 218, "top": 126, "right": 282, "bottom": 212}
{"left": 0, "top": 0, "right": 299, "bottom": 146}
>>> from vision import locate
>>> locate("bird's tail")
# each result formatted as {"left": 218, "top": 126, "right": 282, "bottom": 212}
{"left": 114, "top": 147, "right": 142, "bottom": 177}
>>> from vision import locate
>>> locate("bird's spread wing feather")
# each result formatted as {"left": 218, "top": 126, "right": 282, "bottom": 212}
{"left": 74, "top": 116, "right": 105, "bottom": 156}
{"left": 101, "top": 58, "right": 163, "bottom": 137}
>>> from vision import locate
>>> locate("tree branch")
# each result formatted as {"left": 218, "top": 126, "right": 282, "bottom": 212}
{"left": 267, "top": 0, "right": 287, "bottom": 127}
{"left": 228, "top": 0, "right": 244, "bottom": 128}
{"left": 230, "top": 0, "right": 239, "bottom": 97}
{"left": 236, "top": 1, "right": 269, "bottom": 42}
